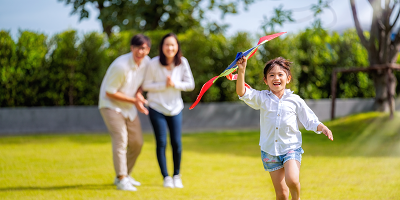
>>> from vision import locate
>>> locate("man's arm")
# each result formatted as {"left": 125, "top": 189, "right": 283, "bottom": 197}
{"left": 106, "top": 91, "right": 149, "bottom": 115}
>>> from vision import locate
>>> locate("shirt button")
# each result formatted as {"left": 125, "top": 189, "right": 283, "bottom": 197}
{"left": 276, "top": 127, "right": 278, "bottom": 129}
{"left": 275, "top": 140, "right": 278, "bottom": 142}
{"left": 277, "top": 114, "right": 280, "bottom": 116}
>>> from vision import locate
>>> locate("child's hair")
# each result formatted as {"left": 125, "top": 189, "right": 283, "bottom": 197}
{"left": 263, "top": 57, "right": 292, "bottom": 78}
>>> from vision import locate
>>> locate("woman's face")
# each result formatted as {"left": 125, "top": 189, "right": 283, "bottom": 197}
{"left": 162, "top": 36, "right": 179, "bottom": 60}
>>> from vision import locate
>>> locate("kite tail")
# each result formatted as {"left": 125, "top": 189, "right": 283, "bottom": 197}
{"left": 226, "top": 73, "right": 252, "bottom": 89}
{"left": 189, "top": 76, "right": 219, "bottom": 110}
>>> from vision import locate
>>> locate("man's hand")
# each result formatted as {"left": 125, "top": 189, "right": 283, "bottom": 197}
{"left": 134, "top": 92, "right": 148, "bottom": 115}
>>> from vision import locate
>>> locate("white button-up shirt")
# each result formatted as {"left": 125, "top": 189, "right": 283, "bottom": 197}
{"left": 98, "top": 53, "right": 150, "bottom": 121}
{"left": 143, "top": 56, "right": 195, "bottom": 116}
{"left": 239, "top": 88, "right": 321, "bottom": 156}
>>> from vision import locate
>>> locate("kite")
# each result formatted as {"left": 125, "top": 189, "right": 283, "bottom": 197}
{"left": 189, "top": 32, "right": 286, "bottom": 110}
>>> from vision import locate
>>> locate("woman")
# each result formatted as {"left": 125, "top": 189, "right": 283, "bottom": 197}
{"left": 143, "top": 33, "right": 195, "bottom": 188}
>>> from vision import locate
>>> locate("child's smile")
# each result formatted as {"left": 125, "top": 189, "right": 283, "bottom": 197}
{"left": 264, "top": 65, "right": 291, "bottom": 98}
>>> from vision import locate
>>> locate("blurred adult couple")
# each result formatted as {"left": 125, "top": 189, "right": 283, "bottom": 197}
{"left": 99, "top": 33, "right": 194, "bottom": 191}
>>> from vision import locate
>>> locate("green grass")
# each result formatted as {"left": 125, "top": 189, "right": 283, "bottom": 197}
{"left": 0, "top": 112, "right": 400, "bottom": 199}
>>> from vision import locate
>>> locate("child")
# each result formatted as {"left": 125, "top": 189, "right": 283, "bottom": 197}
{"left": 236, "top": 56, "right": 333, "bottom": 200}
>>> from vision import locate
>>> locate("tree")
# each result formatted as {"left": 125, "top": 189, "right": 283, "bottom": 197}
{"left": 46, "top": 30, "right": 80, "bottom": 106}
{"left": 58, "top": 0, "right": 255, "bottom": 37}
{"left": 264, "top": 0, "right": 400, "bottom": 115}
{"left": 350, "top": 0, "right": 400, "bottom": 113}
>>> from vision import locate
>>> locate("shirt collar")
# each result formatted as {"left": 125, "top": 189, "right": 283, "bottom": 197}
{"left": 266, "top": 89, "right": 294, "bottom": 98}
{"left": 129, "top": 53, "right": 140, "bottom": 70}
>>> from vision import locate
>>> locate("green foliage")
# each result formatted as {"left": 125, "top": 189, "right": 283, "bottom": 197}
{"left": 15, "top": 31, "right": 49, "bottom": 106}
{"left": 106, "top": 31, "right": 136, "bottom": 64}
{"left": 59, "top": 0, "right": 255, "bottom": 36}
{"left": 330, "top": 29, "right": 374, "bottom": 98}
{"left": 0, "top": 30, "right": 17, "bottom": 106}
{"left": 46, "top": 30, "right": 80, "bottom": 106}
{"left": 76, "top": 32, "right": 108, "bottom": 105}
{"left": 0, "top": 27, "right": 379, "bottom": 107}
{"left": 0, "top": 30, "right": 48, "bottom": 107}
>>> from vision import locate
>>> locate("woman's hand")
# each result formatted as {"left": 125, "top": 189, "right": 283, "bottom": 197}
{"left": 166, "top": 76, "right": 175, "bottom": 88}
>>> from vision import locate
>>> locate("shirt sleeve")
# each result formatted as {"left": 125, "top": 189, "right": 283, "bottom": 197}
{"left": 174, "top": 58, "right": 195, "bottom": 91}
{"left": 104, "top": 65, "right": 125, "bottom": 94}
{"left": 238, "top": 87, "right": 262, "bottom": 110}
{"left": 142, "top": 62, "right": 167, "bottom": 92}
{"left": 296, "top": 98, "right": 321, "bottom": 133}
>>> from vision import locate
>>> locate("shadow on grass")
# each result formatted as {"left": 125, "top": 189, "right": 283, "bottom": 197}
{"left": 0, "top": 133, "right": 111, "bottom": 145}
{"left": 0, "top": 184, "right": 113, "bottom": 191}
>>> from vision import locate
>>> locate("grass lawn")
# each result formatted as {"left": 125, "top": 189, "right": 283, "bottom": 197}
{"left": 0, "top": 112, "right": 399, "bottom": 200}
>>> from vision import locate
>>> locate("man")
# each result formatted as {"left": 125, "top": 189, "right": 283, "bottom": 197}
{"left": 99, "top": 34, "right": 151, "bottom": 191}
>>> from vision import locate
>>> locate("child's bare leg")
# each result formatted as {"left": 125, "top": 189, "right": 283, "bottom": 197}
{"left": 269, "top": 168, "right": 289, "bottom": 200}
{"left": 284, "top": 160, "right": 301, "bottom": 200}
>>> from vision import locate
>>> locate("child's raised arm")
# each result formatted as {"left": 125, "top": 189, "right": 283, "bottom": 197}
{"left": 236, "top": 56, "right": 247, "bottom": 97}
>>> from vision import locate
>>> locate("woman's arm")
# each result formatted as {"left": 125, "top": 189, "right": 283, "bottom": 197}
{"left": 142, "top": 62, "right": 167, "bottom": 92}
{"left": 173, "top": 59, "right": 195, "bottom": 91}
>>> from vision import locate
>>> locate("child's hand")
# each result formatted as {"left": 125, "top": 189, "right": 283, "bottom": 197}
{"left": 318, "top": 123, "right": 333, "bottom": 141}
{"left": 236, "top": 56, "right": 247, "bottom": 71}
{"left": 322, "top": 126, "right": 333, "bottom": 141}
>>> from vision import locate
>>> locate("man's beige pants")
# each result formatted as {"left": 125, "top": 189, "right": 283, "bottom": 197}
{"left": 100, "top": 108, "right": 143, "bottom": 177}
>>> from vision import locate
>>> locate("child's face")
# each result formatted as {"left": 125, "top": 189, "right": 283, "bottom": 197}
{"left": 263, "top": 65, "right": 291, "bottom": 95}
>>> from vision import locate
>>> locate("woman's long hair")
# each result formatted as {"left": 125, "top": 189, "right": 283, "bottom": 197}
{"left": 159, "top": 33, "right": 182, "bottom": 66}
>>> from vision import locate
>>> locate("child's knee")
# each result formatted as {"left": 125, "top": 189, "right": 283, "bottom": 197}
{"left": 285, "top": 177, "right": 300, "bottom": 189}
{"left": 276, "top": 192, "right": 289, "bottom": 200}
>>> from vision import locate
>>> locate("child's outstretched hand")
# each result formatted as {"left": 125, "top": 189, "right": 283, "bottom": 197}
{"left": 236, "top": 56, "right": 247, "bottom": 71}
{"left": 322, "top": 126, "right": 333, "bottom": 141}
{"left": 318, "top": 123, "right": 333, "bottom": 141}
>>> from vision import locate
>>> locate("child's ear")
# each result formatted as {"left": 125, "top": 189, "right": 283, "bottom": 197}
{"left": 263, "top": 77, "right": 268, "bottom": 85}
{"left": 287, "top": 75, "right": 291, "bottom": 83}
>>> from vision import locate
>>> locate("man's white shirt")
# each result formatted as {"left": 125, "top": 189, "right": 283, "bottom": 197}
{"left": 99, "top": 53, "right": 151, "bottom": 121}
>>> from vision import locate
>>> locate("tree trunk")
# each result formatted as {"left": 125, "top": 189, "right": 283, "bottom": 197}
{"left": 102, "top": 24, "right": 112, "bottom": 38}
{"left": 372, "top": 69, "right": 397, "bottom": 112}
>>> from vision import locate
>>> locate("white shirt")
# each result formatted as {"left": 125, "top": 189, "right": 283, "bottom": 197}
{"left": 98, "top": 53, "right": 150, "bottom": 121}
{"left": 239, "top": 88, "right": 321, "bottom": 156}
{"left": 143, "top": 56, "right": 195, "bottom": 116}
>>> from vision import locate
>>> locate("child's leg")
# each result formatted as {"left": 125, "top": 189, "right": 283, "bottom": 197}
{"left": 269, "top": 168, "right": 289, "bottom": 200}
{"left": 283, "top": 160, "right": 301, "bottom": 200}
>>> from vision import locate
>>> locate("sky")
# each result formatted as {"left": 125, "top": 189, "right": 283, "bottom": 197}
{"left": 0, "top": 0, "right": 372, "bottom": 40}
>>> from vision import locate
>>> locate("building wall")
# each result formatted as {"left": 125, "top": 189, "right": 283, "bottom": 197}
{"left": 1, "top": 98, "right": 399, "bottom": 135}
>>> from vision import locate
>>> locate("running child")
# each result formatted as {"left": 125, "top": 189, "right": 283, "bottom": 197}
{"left": 236, "top": 56, "right": 333, "bottom": 200}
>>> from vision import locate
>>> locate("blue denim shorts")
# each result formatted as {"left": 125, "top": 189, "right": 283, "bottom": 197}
{"left": 261, "top": 147, "right": 304, "bottom": 172}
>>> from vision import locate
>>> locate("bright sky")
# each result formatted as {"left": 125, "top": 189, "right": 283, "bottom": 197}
{"left": 0, "top": 0, "right": 372, "bottom": 40}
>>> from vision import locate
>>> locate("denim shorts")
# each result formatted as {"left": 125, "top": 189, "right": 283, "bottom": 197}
{"left": 261, "top": 147, "right": 304, "bottom": 172}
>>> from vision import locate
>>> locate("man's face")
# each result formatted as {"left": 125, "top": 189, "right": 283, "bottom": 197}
{"left": 131, "top": 43, "right": 150, "bottom": 64}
